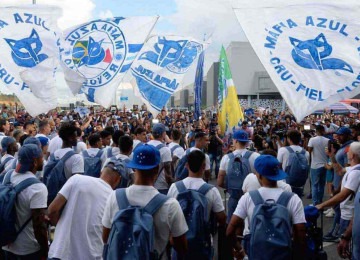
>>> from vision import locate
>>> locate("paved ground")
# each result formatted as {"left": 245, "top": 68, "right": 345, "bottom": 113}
{"left": 209, "top": 177, "right": 341, "bottom": 260}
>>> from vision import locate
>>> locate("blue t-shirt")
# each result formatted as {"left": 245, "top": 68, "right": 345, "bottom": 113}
{"left": 334, "top": 140, "right": 353, "bottom": 189}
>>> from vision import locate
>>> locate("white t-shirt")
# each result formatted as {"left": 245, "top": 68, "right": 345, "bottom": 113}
{"left": 102, "top": 185, "right": 188, "bottom": 257}
{"left": 181, "top": 147, "right": 211, "bottom": 171}
{"left": 53, "top": 148, "right": 84, "bottom": 179}
{"left": 104, "top": 146, "right": 120, "bottom": 160}
{"left": 148, "top": 140, "right": 172, "bottom": 190}
{"left": 340, "top": 165, "right": 360, "bottom": 220}
{"left": 219, "top": 149, "right": 260, "bottom": 173}
{"left": 74, "top": 141, "right": 87, "bottom": 154}
{"left": 308, "top": 136, "right": 329, "bottom": 169}
{"left": 48, "top": 175, "right": 112, "bottom": 260}
{"left": 168, "top": 142, "right": 184, "bottom": 159}
{"left": 277, "top": 145, "right": 310, "bottom": 171}
{"left": 48, "top": 135, "right": 62, "bottom": 154}
{"left": 168, "top": 177, "right": 224, "bottom": 218}
{"left": 132, "top": 139, "right": 142, "bottom": 150}
{"left": 242, "top": 173, "right": 292, "bottom": 193}
{"left": 2, "top": 171, "right": 48, "bottom": 255}
{"left": 1, "top": 154, "right": 15, "bottom": 171}
{"left": 233, "top": 187, "right": 306, "bottom": 235}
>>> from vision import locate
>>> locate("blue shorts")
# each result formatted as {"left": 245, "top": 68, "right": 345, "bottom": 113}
{"left": 326, "top": 170, "right": 334, "bottom": 183}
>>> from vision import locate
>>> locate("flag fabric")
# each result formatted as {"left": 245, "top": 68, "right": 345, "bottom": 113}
{"left": 61, "top": 16, "right": 158, "bottom": 107}
{"left": 0, "top": 5, "right": 62, "bottom": 116}
{"left": 218, "top": 46, "right": 244, "bottom": 134}
{"left": 234, "top": 0, "right": 360, "bottom": 122}
{"left": 194, "top": 51, "right": 205, "bottom": 120}
{"left": 74, "top": 106, "right": 89, "bottom": 118}
{"left": 131, "top": 35, "right": 204, "bottom": 116}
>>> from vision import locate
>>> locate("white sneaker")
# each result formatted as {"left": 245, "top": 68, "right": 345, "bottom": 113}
{"left": 324, "top": 208, "right": 331, "bottom": 214}
{"left": 325, "top": 208, "right": 335, "bottom": 218}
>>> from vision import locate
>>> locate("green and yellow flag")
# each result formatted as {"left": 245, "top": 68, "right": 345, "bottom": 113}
{"left": 218, "top": 46, "right": 244, "bottom": 133}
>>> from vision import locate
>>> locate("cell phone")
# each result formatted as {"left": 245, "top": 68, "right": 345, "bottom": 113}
{"left": 304, "top": 125, "right": 311, "bottom": 130}
{"left": 152, "top": 119, "right": 159, "bottom": 124}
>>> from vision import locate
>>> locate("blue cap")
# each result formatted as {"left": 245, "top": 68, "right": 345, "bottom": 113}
{"left": 36, "top": 137, "right": 49, "bottom": 148}
{"left": 24, "top": 137, "right": 41, "bottom": 147}
{"left": 233, "top": 130, "right": 249, "bottom": 142}
{"left": 335, "top": 127, "right": 351, "bottom": 135}
{"left": 152, "top": 123, "right": 166, "bottom": 135}
{"left": 254, "top": 155, "right": 287, "bottom": 181}
{"left": 126, "top": 144, "right": 160, "bottom": 170}
{"left": 16, "top": 144, "right": 43, "bottom": 173}
{"left": 1, "top": 137, "right": 16, "bottom": 152}
{"left": 105, "top": 158, "right": 125, "bottom": 176}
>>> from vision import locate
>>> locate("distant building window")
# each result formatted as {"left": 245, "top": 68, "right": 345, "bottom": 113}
{"left": 258, "top": 77, "right": 274, "bottom": 91}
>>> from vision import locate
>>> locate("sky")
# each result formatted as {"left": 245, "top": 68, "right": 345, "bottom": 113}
{"left": 0, "top": 0, "right": 247, "bottom": 105}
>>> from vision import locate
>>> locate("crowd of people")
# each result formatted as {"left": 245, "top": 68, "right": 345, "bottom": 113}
{"left": 0, "top": 103, "right": 359, "bottom": 260}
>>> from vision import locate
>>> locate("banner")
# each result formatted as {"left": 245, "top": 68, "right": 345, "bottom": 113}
{"left": 234, "top": 0, "right": 360, "bottom": 121}
{"left": 0, "top": 5, "right": 62, "bottom": 116}
{"left": 218, "top": 46, "right": 244, "bottom": 134}
{"left": 194, "top": 51, "right": 205, "bottom": 120}
{"left": 131, "top": 35, "right": 204, "bottom": 115}
{"left": 61, "top": 16, "right": 158, "bottom": 107}
{"left": 74, "top": 106, "right": 89, "bottom": 118}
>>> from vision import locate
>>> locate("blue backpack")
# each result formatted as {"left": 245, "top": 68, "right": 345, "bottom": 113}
{"left": 285, "top": 147, "right": 309, "bottom": 187}
{"left": 225, "top": 151, "right": 253, "bottom": 199}
{"left": 249, "top": 190, "right": 293, "bottom": 260}
{"left": 174, "top": 149, "right": 191, "bottom": 180}
{"left": 82, "top": 150, "right": 104, "bottom": 178}
{"left": 107, "top": 147, "right": 113, "bottom": 158}
{"left": 43, "top": 151, "right": 75, "bottom": 205}
{"left": 0, "top": 171, "right": 41, "bottom": 246}
{"left": 103, "top": 189, "right": 169, "bottom": 260}
{"left": 174, "top": 181, "right": 214, "bottom": 259}
{"left": 109, "top": 156, "right": 131, "bottom": 188}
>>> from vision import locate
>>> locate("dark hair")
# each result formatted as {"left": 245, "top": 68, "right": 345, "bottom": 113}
{"left": 100, "top": 130, "right": 112, "bottom": 139}
{"left": 262, "top": 149, "right": 277, "bottom": 157}
{"left": 171, "top": 129, "right": 182, "bottom": 141}
{"left": 112, "top": 130, "right": 125, "bottom": 145}
{"left": 19, "top": 134, "right": 30, "bottom": 146}
{"left": 119, "top": 135, "right": 133, "bottom": 154}
{"left": 187, "top": 150, "right": 205, "bottom": 173}
{"left": 23, "top": 121, "right": 34, "bottom": 130}
{"left": 58, "top": 123, "right": 79, "bottom": 141}
{"left": 88, "top": 134, "right": 101, "bottom": 147}
{"left": 38, "top": 120, "right": 49, "bottom": 131}
{"left": 315, "top": 125, "right": 325, "bottom": 133}
{"left": 194, "top": 131, "right": 207, "bottom": 139}
{"left": 0, "top": 119, "right": 8, "bottom": 132}
{"left": 135, "top": 127, "right": 146, "bottom": 135}
{"left": 104, "top": 126, "right": 115, "bottom": 135}
{"left": 287, "top": 130, "right": 301, "bottom": 145}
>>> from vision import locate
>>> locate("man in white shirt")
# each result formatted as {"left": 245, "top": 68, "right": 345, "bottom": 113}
{"left": 47, "top": 159, "right": 123, "bottom": 260}
{"left": 217, "top": 130, "right": 260, "bottom": 222}
{"left": 0, "top": 137, "right": 17, "bottom": 173}
{"left": 317, "top": 142, "right": 360, "bottom": 240}
{"left": 2, "top": 144, "right": 48, "bottom": 259}
{"left": 307, "top": 125, "right": 330, "bottom": 205}
{"left": 83, "top": 133, "right": 107, "bottom": 172}
{"left": 148, "top": 123, "right": 173, "bottom": 194}
{"left": 0, "top": 119, "right": 10, "bottom": 148}
{"left": 35, "top": 120, "right": 51, "bottom": 143}
{"left": 102, "top": 144, "right": 188, "bottom": 258}
{"left": 168, "top": 129, "right": 185, "bottom": 171}
{"left": 133, "top": 127, "right": 147, "bottom": 151}
{"left": 226, "top": 155, "right": 306, "bottom": 259}
{"left": 167, "top": 150, "right": 226, "bottom": 259}
{"left": 104, "top": 130, "right": 123, "bottom": 159}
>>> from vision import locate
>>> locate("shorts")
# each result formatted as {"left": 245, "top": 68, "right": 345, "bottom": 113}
{"left": 326, "top": 170, "right": 334, "bottom": 183}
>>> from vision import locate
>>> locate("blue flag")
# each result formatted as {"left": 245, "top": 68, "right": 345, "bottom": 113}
{"left": 194, "top": 51, "right": 205, "bottom": 120}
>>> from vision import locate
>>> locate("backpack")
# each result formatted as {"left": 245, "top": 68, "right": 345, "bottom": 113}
{"left": 174, "top": 149, "right": 191, "bottom": 180}
{"left": 82, "top": 150, "right": 104, "bottom": 178}
{"left": 285, "top": 147, "right": 309, "bottom": 187}
{"left": 43, "top": 150, "right": 75, "bottom": 205}
{"left": 174, "top": 181, "right": 214, "bottom": 259}
{"left": 0, "top": 171, "right": 41, "bottom": 246}
{"left": 170, "top": 144, "right": 180, "bottom": 157}
{"left": 154, "top": 143, "right": 165, "bottom": 176}
{"left": 249, "top": 190, "right": 293, "bottom": 260}
{"left": 225, "top": 151, "right": 253, "bottom": 199}
{"left": 110, "top": 156, "right": 131, "bottom": 188}
{"left": 103, "top": 189, "right": 169, "bottom": 260}
{"left": 0, "top": 157, "right": 13, "bottom": 174}
{"left": 107, "top": 147, "right": 113, "bottom": 158}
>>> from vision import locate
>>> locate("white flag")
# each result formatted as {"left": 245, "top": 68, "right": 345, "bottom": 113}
{"left": 131, "top": 35, "right": 204, "bottom": 115}
{"left": 61, "top": 17, "right": 158, "bottom": 107}
{"left": 234, "top": 0, "right": 360, "bottom": 121}
{"left": 0, "top": 5, "right": 62, "bottom": 116}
